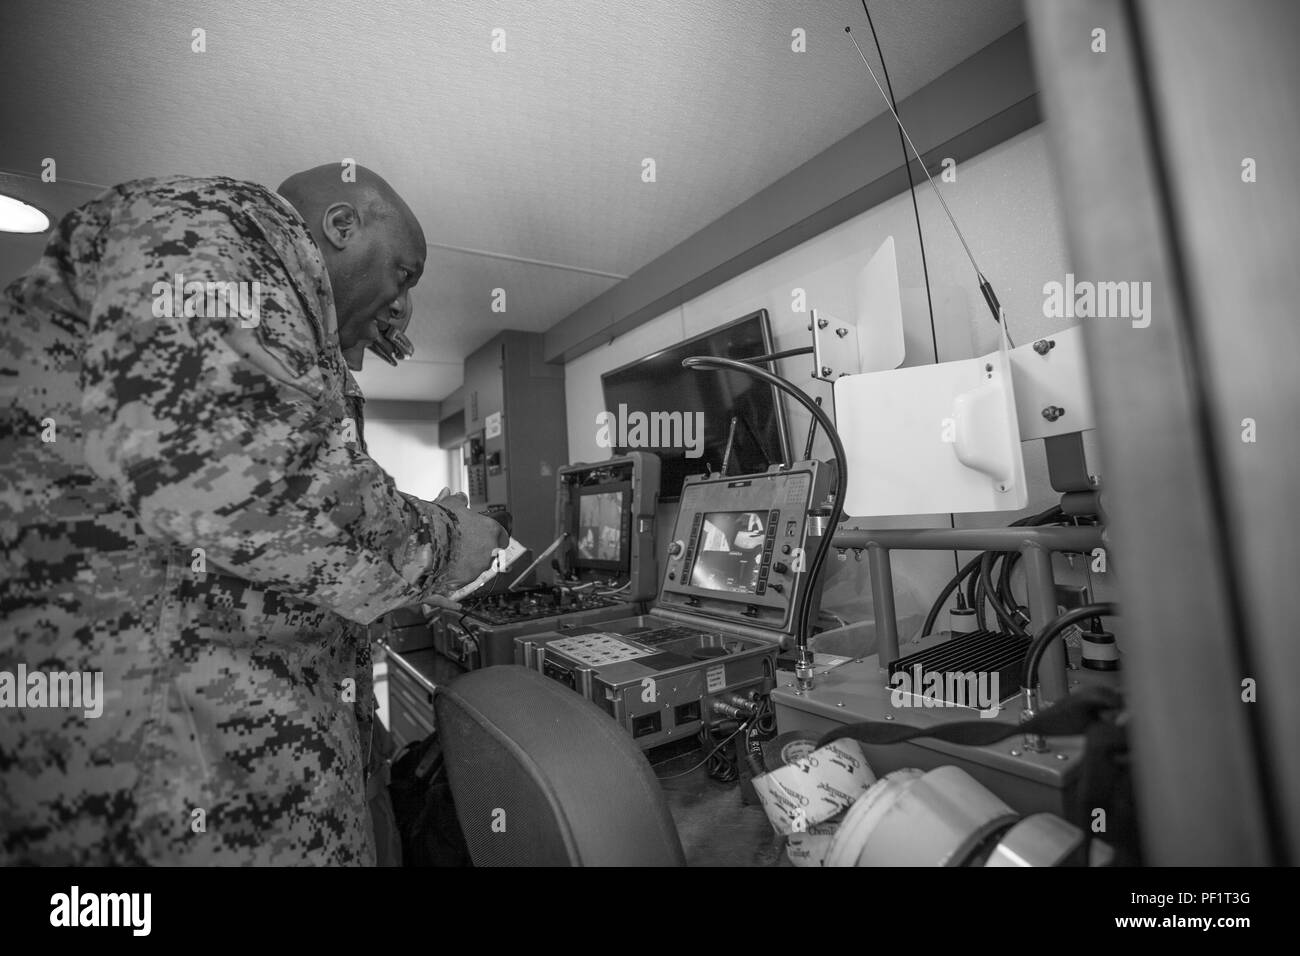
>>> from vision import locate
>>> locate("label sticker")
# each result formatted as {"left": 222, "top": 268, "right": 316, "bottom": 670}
{"left": 706, "top": 664, "right": 726, "bottom": 692}
{"left": 485, "top": 412, "right": 502, "bottom": 439}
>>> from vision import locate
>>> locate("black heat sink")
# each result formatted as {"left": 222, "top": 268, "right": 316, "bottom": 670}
{"left": 887, "top": 629, "right": 1030, "bottom": 705}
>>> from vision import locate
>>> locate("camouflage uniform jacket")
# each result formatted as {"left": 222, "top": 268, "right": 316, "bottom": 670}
{"left": 0, "top": 176, "right": 464, "bottom": 865}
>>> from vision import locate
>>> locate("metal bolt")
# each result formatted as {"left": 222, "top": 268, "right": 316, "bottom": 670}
{"left": 821, "top": 366, "right": 833, "bottom": 377}
{"left": 1041, "top": 405, "right": 1065, "bottom": 422}
{"left": 985, "top": 363, "right": 993, "bottom": 372}
{"left": 836, "top": 701, "right": 844, "bottom": 707}
{"left": 817, "top": 317, "right": 829, "bottom": 329}
{"left": 1010, "top": 749, "right": 1021, "bottom": 757}
{"left": 835, "top": 327, "right": 848, "bottom": 338}
{"left": 884, "top": 714, "right": 894, "bottom": 720}
{"left": 1033, "top": 338, "right": 1056, "bottom": 355}
{"left": 807, "top": 324, "right": 813, "bottom": 332}
{"left": 1056, "top": 753, "right": 1069, "bottom": 761}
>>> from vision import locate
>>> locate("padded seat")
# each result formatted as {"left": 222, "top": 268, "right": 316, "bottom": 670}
{"left": 434, "top": 665, "right": 686, "bottom": 866}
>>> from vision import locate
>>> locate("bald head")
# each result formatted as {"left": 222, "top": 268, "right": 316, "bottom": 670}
{"left": 279, "top": 165, "right": 422, "bottom": 246}
{"left": 277, "top": 164, "right": 426, "bottom": 370}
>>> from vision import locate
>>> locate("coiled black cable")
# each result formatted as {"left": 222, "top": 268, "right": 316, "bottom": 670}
{"left": 699, "top": 721, "right": 741, "bottom": 783}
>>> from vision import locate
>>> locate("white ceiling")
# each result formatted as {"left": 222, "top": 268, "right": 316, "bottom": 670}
{"left": 0, "top": 0, "right": 1025, "bottom": 401}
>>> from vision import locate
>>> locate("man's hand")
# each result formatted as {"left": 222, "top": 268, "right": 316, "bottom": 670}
{"left": 369, "top": 327, "right": 414, "bottom": 366}
{"left": 432, "top": 488, "right": 510, "bottom": 593}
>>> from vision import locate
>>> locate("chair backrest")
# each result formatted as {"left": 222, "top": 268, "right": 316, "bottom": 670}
{"left": 434, "top": 665, "right": 686, "bottom": 866}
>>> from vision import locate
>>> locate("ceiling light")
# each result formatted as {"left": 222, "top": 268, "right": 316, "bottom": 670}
{"left": 0, "top": 194, "right": 51, "bottom": 233}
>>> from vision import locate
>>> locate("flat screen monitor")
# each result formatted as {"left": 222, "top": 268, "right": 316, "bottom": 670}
{"left": 688, "top": 509, "right": 768, "bottom": 594}
{"left": 570, "top": 483, "right": 631, "bottom": 572}
{"left": 600, "top": 310, "right": 791, "bottom": 499}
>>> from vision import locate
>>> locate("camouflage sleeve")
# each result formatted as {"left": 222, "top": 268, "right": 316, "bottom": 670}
{"left": 75, "top": 186, "right": 463, "bottom": 624}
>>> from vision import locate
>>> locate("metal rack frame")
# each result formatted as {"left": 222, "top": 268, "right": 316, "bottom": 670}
{"left": 830, "top": 525, "right": 1105, "bottom": 701}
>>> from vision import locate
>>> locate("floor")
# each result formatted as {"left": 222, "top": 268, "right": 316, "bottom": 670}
{"left": 654, "top": 750, "right": 787, "bottom": 866}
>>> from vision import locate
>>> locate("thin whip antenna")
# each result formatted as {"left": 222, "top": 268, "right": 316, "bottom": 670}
{"left": 845, "top": 26, "right": 981, "bottom": 276}
{"left": 845, "top": 25, "right": 1012, "bottom": 343}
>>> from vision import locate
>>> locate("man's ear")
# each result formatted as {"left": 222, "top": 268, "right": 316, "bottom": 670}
{"left": 321, "top": 202, "right": 360, "bottom": 250}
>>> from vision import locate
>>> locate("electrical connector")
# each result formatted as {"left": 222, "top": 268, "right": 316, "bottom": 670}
{"left": 1080, "top": 619, "right": 1119, "bottom": 671}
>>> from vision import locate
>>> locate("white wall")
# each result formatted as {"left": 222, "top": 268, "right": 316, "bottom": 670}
{"left": 564, "top": 126, "right": 1115, "bottom": 639}
{"left": 364, "top": 419, "right": 449, "bottom": 501}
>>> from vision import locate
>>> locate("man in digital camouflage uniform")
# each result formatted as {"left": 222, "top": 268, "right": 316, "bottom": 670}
{"left": 0, "top": 165, "right": 507, "bottom": 864}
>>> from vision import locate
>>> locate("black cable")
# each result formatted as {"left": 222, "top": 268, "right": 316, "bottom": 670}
{"left": 744, "top": 722, "right": 766, "bottom": 778}
{"left": 1022, "top": 602, "right": 1116, "bottom": 690}
{"left": 997, "top": 549, "right": 1027, "bottom": 626}
{"left": 744, "top": 346, "right": 814, "bottom": 364}
{"left": 966, "top": 554, "right": 982, "bottom": 623}
{"left": 657, "top": 717, "right": 753, "bottom": 781}
{"left": 998, "top": 505, "right": 1068, "bottom": 627}
{"left": 803, "top": 396, "right": 822, "bottom": 461}
{"left": 920, "top": 504, "right": 1066, "bottom": 638}
{"left": 1029, "top": 505, "right": 1067, "bottom": 526}
{"left": 704, "top": 721, "right": 740, "bottom": 783}
{"left": 981, "top": 550, "right": 1025, "bottom": 637}
{"left": 974, "top": 507, "right": 1066, "bottom": 630}
{"left": 860, "top": 0, "right": 937, "bottom": 373}
{"left": 976, "top": 506, "right": 1065, "bottom": 627}
{"left": 755, "top": 693, "right": 776, "bottom": 736}
{"left": 756, "top": 660, "right": 778, "bottom": 735}
{"left": 682, "top": 356, "right": 847, "bottom": 652}
{"left": 858, "top": 0, "right": 957, "bottom": 579}
{"left": 921, "top": 553, "right": 984, "bottom": 637}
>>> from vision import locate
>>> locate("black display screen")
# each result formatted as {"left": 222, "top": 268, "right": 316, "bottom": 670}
{"left": 600, "top": 310, "right": 790, "bottom": 499}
